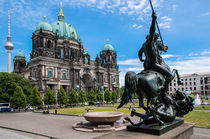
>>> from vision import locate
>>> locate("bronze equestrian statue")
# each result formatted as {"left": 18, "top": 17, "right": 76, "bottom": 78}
{"left": 117, "top": 12, "right": 194, "bottom": 126}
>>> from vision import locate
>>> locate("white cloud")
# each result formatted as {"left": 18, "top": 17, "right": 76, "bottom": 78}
{"left": 119, "top": 72, "right": 126, "bottom": 87}
{"left": 0, "top": 0, "right": 171, "bottom": 30}
{"left": 161, "top": 16, "right": 172, "bottom": 22}
{"left": 132, "top": 24, "right": 143, "bottom": 29}
{"left": 159, "top": 22, "right": 170, "bottom": 29}
{"left": 118, "top": 53, "right": 210, "bottom": 86}
{"left": 118, "top": 58, "right": 139, "bottom": 66}
{"left": 159, "top": 16, "right": 172, "bottom": 29}
{"left": 168, "top": 56, "right": 210, "bottom": 74}
{"left": 201, "top": 50, "right": 210, "bottom": 55}
{"left": 201, "top": 12, "right": 210, "bottom": 17}
{"left": 161, "top": 54, "right": 174, "bottom": 59}
{"left": 171, "top": 4, "right": 178, "bottom": 11}
{"left": 189, "top": 52, "right": 198, "bottom": 57}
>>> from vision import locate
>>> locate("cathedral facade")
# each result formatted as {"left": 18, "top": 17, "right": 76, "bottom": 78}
{"left": 14, "top": 7, "right": 119, "bottom": 97}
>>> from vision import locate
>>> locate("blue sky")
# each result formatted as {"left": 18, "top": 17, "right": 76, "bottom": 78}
{"left": 0, "top": 0, "right": 210, "bottom": 86}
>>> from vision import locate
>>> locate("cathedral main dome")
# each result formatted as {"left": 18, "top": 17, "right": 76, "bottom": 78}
{"left": 35, "top": 6, "right": 82, "bottom": 43}
{"left": 51, "top": 21, "right": 82, "bottom": 42}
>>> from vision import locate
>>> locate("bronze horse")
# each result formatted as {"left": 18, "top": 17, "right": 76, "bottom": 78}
{"left": 117, "top": 71, "right": 194, "bottom": 126}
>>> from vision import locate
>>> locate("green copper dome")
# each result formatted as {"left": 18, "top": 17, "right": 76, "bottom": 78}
{"left": 15, "top": 50, "right": 25, "bottom": 57}
{"left": 51, "top": 21, "right": 82, "bottom": 42}
{"left": 36, "top": 21, "right": 52, "bottom": 32}
{"left": 102, "top": 42, "right": 114, "bottom": 51}
{"left": 35, "top": 6, "right": 82, "bottom": 43}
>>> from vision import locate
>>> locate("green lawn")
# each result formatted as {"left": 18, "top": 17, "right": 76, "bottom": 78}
{"left": 194, "top": 105, "right": 210, "bottom": 110}
{"left": 203, "top": 100, "right": 210, "bottom": 103}
{"left": 36, "top": 106, "right": 210, "bottom": 128}
{"left": 102, "top": 101, "right": 146, "bottom": 108}
{"left": 184, "top": 111, "right": 210, "bottom": 128}
{"left": 47, "top": 106, "right": 145, "bottom": 116}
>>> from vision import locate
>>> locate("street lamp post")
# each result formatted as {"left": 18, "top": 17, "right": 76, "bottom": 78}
{"left": 56, "top": 89, "right": 58, "bottom": 108}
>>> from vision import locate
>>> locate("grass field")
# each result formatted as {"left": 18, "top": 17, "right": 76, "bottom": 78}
{"left": 184, "top": 111, "right": 210, "bottom": 128}
{"left": 37, "top": 106, "right": 210, "bottom": 128}
{"left": 194, "top": 105, "right": 210, "bottom": 110}
{"left": 47, "top": 106, "right": 145, "bottom": 116}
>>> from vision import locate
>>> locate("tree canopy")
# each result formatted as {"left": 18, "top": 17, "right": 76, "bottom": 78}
{"left": 97, "top": 90, "right": 103, "bottom": 103}
{"left": 0, "top": 72, "right": 32, "bottom": 103}
{"left": 44, "top": 87, "right": 56, "bottom": 105}
{"left": 87, "top": 89, "right": 97, "bottom": 103}
{"left": 68, "top": 88, "right": 78, "bottom": 104}
{"left": 119, "top": 86, "right": 125, "bottom": 98}
{"left": 10, "top": 86, "right": 27, "bottom": 108}
{"left": 29, "top": 87, "right": 43, "bottom": 107}
{"left": 104, "top": 89, "right": 112, "bottom": 103}
{"left": 78, "top": 90, "right": 87, "bottom": 104}
{"left": 57, "top": 87, "right": 68, "bottom": 105}
{"left": 112, "top": 90, "right": 118, "bottom": 103}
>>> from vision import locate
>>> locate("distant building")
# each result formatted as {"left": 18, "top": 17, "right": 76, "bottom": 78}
{"left": 13, "top": 4, "right": 119, "bottom": 97}
{"left": 169, "top": 72, "right": 210, "bottom": 97}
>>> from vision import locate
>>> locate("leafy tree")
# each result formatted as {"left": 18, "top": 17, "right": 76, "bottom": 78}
{"left": 10, "top": 86, "right": 27, "bottom": 109}
{"left": 104, "top": 89, "right": 111, "bottom": 103}
{"left": 87, "top": 89, "right": 97, "bottom": 103}
{"left": 29, "top": 87, "right": 43, "bottom": 107}
{"left": 44, "top": 87, "right": 56, "bottom": 105}
{"left": 119, "top": 86, "right": 125, "bottom": 98}
{"left": 0, "top": 73, "right": 32, "bottom": 102}
{"left": 57, "top": 87, "right": 68, "bottom": 105}
{"left": 68, "top": 88, "right": 78, "bottom": 104}
{"left": 97, "top": 90, "right": 103, "bottom": 103}
{"left": 78, "top": 90, "right": 87, "bottom": 104}
{"left": 0, "top": 93, "right": 10, "bottom": 103}
{"left": 112, "top": 90, "right": 118, "bottom": 103}
{"left": 132, "top": 93, "right": 138, "bottom": 99}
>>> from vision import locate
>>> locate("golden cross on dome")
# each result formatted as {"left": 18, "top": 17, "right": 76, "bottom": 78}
{"left": 59, "top": 0, "right": 64, "bottom": 16}
{"left": 43, "top": 16, "right": 46, "bottom": 21}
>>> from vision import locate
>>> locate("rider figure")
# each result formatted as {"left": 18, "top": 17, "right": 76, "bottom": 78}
{"left": 138, "top": 12, "right": 182, "bottom": 95}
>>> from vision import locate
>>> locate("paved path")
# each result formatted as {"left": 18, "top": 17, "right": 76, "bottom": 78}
{"left": 0, "top": 112, "right": 109, "bottom": 139}
{"left": 0, "top": 112, "right": 209, "bottom": 139}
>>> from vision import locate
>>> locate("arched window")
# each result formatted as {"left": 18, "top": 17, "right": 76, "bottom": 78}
{"left": 48, "top": 70, "right": 52, "bottom": 78}
{"left": 48, "top": 40, "right": 51, "bottom": 49}
{"left": 60, "top": 48, "right": 63, "bottom": 59}
{"left": 62, "top": 73, "right": 66, "bottom": 79}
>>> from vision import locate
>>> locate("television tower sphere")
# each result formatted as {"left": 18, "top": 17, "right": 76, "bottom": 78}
{"left": 5, "top": 37, "right": 14, "bottom": 50}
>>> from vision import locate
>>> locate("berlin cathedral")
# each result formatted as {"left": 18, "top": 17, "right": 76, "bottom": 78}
{"left": 13, "top": 6, "right": 119, "bottom": 97}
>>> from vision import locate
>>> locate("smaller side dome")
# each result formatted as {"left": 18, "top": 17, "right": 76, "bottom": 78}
{"left": 15, "top": 50, "right": 25, "bottom": 57}
{"left": 102, "top": 40, "right": 114, "bottom": 51}
{"left": 83, "top": 48, "right": 89, "bottom": 55}
{"left": 36, "top": 16, "right": 52, "bottom": 32}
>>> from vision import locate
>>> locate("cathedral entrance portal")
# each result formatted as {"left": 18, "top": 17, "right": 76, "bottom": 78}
{"left": 82, "top": 73, "right": 94, "bottom": 93}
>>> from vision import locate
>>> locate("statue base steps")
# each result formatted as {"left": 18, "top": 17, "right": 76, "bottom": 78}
{"left": 127, "top": 119, "right": 184, "bottom": 135}
{"left": 94, "top": 122, "right": 194, "bottom": 139}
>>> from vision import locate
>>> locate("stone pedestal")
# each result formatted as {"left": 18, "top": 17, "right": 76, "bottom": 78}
{"left": 94, "top": 123, "right": 194, "bottom": 139}
{"left": 127, "top": 119, "right": 184, "bottom": 135}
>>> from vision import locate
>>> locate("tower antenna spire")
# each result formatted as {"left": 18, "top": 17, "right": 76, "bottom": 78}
{"left": 8, "top": 9, "right": 10, "bottom": 37}
{"left": 5, "top": 8, "right": 14, "bottom": 73}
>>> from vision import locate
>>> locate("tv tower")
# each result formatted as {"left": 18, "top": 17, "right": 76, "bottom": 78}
{"left": 4, "top": 9, "right": 14, "bottom": 73}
